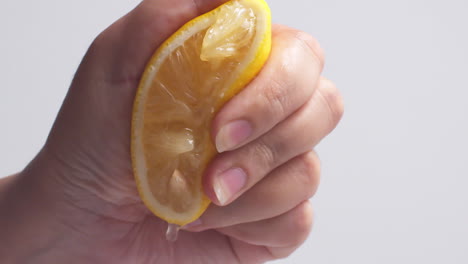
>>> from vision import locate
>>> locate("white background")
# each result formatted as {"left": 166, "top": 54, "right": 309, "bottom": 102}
{"left": 1, "top": 0, "right": 467, "bottom": 263}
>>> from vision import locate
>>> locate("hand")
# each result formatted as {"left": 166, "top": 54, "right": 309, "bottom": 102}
{"left": 0, "top": 0, "right": 343, "bottom": 263}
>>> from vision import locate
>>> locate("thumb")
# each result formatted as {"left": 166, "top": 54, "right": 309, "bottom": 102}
{"left": 77, "top": 0, "right": 230, "bottom": 85}
{"left": 46, "top": 0, "right": 229, "bottom": 156}
{"left": 37, "top": 0, "right": 230, "bottom": 218}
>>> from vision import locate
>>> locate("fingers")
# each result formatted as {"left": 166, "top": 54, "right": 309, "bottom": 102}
{"left": 216, "top": 201, "right": 314, "bottom": 248}
{"left": 190, "top": 151, "right": 320, "bottom": 230}
{"left": 205, "top": 77, "right": 343, "bottom": 205}
{"left": 212, "top": 25, "right": 325, "bottom": 153}
{"left": 215, "top": 202, "right": 314, "bottom": 261}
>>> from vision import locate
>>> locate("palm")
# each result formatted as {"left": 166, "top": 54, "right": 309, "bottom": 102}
{"left": 45, "top": 1, "right": 264, "bottom": 263}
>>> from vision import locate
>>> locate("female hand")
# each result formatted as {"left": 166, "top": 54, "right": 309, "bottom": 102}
{"left": 0, "top": 0, "right": 343, "bottom": 263}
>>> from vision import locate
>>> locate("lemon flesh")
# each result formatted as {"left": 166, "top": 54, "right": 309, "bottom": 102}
{"left": 131, "top": 0, "right": 271, "bottom": 226}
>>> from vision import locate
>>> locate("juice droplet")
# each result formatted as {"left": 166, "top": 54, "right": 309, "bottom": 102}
{"left": 166, "top": 223, "right": 181, "bottom": 242}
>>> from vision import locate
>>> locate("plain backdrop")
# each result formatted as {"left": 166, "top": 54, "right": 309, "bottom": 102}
{"left": 1, "top": 0, "right": 467, "bottom": 263}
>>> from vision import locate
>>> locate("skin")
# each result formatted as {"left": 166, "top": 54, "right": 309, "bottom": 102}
{"left": 0, "top": 0, "right": 344, "bottom": 263}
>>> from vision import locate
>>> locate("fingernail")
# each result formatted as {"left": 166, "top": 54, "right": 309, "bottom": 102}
{"left": 181, "top": 219, "right": 202, "bottom": 230}
{"left": 213, "top": 168, "right": 247, "bottom": 205}
{"left": 215, "top": 120, "right": 252, "bottom": 153}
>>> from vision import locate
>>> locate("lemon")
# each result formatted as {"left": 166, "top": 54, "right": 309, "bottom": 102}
{"left": 131, "top": 0, "right": 272, "bottom": 226}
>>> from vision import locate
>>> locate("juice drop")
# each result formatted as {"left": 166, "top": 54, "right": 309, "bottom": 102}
{"left": 166, "top": 223, "right": 181, "bottom": 242}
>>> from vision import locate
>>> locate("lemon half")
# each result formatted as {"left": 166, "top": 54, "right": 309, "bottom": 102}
{"left": 131, "top": 0, "right": 272, "bottom": 226}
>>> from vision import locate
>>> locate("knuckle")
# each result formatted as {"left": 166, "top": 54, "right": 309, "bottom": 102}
{"left": 263, "top": 73, "right": 293, "bottom": 118}
{"left": 299, "top": 152, "right": 321, "bottom": 198}
{"left": 251, "top": 137, "right": 278, "bottom": 171}
{"left": 294, "top": 31, "right": 325, "bottom": 68}
{"left": 288, "top": 201, "right": 314, "bottom": 246}
{"left": 261, "top": 29, "right": 324, "bottom": 120}
{"left": 318, "top": 79, "right": 345, "bottom": 128}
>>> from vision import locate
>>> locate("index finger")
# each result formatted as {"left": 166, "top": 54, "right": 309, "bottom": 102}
{"left": 211, "top": 24, "right": 325, "bottom": 153}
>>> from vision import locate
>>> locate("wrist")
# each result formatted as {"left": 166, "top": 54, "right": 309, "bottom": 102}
{"left": 0, "top": 150, "right": 76, "bottom": 263}
{"left": 0, "top": 146, "right": 148, "bottom": 263}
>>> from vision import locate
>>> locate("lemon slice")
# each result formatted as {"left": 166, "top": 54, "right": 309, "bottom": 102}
{"left": 131, "top": 0, "right": 272, "bottom": 226}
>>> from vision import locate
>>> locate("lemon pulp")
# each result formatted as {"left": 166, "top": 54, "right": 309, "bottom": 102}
{"left": 132, "top": 0, "right": 272, "bottom": 226}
